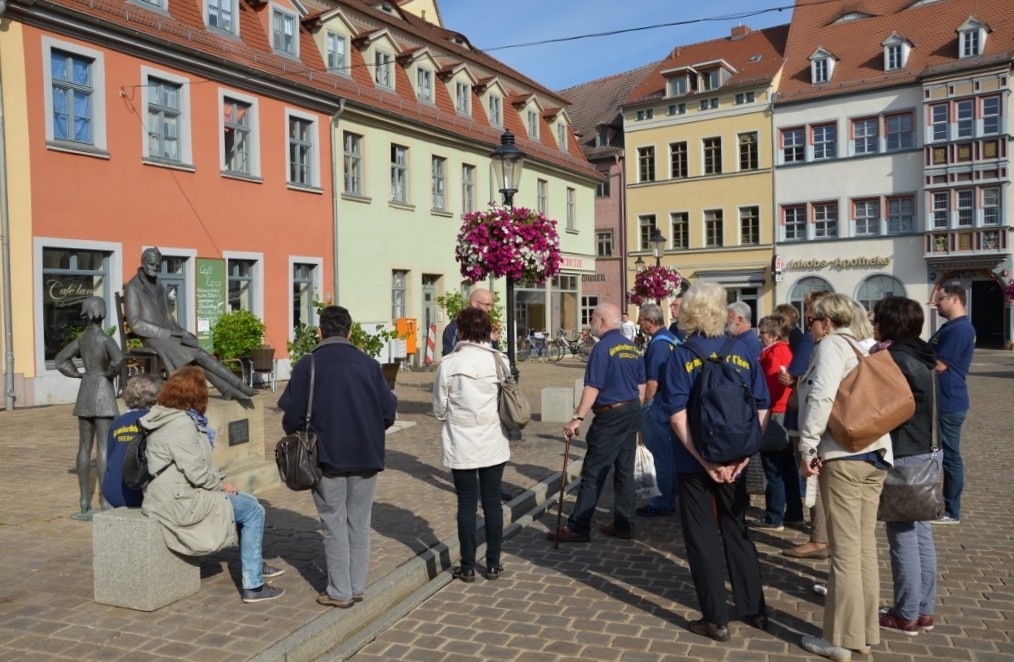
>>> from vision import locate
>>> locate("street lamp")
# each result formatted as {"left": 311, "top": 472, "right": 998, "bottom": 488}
{"left": 490, "top": 130, "right": 526, "bottom": 380}
{"left": 633, "top": 255, "right": 645, "bottom": 269}
{"left": 650, "top": 229, "right": 666, "bottom": 268}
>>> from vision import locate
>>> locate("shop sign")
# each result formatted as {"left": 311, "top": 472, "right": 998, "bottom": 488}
{"left": 195, "top": 258, "right": 226, "bottom": 353}
{"left": 45, "top": 279, "right": 94, "bottom": 309}
{"left": 786, "top": 256, "right": 892, "bottom": 270}
{"left": 559, "top": 253, "right": 595, "bottom": 273}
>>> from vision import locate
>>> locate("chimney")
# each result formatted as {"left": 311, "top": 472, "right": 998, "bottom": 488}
{"left": 731, "top": 24, "right": 751, "bottom": 40}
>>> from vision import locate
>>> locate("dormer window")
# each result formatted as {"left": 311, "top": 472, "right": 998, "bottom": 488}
{"left": 882, "top": 33, "right": 911, "bottom": 72}
{"left": 488, "top": 94, "right": 502, "bottom": 126}
{"left": 809, "top": 48, "right": 837, "bottom": 84}
{"left": 326, "top": 32, "right": 347, "bottom": 72}
{"left": 557, "top": 123, "right": 568, "bottom": 151}
{"left": 455, "top": 81, "right": 470, "bottom": 115}
{"left": 375, "top": 51, "right": 393, "bottom": 89}
{"left": 597, "top": 127, "right": 608, "bottom": 147}
{"left": 527, "top": 110, "right": 539, "bottom": 139}
{"left": 958, "top": 18, "right": 987, "bottom": 58}
{"left": 886, "top": 44, "right": 902, "bottom": 70}
{"left": 702, "top": 70, "right": 720, "bottom": 91}
{"left": 271, "top": 7, "right": 298, "bottom": 57}
{"left": 667, "top": 72, "right": 697, "bottom": 97}
{"left": 417, "top": 68, "right": 433, "bottom": 102}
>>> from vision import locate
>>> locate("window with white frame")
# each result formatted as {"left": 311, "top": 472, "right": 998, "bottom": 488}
{"left": 703, "top": 137, "right": 722, "bottom": 175}
{"left": 812, "top": 57, "right": 829, "bottom": 84}
{"left": 137, "top": 0, "right": 165, "bottom": 7}
{"left": 853, "top": 199, "right": 879, "bottom": 235}
{"left": 783, "top": 205, "right": 806, "bottom": 240}
{"left": 580, "top": 295, "right": 599, "bottom": 327}
{"left": 207, "top": 0, "right": 236, "bottom": 33}
{"left": 886, "top": 44, "right": 903, "bottom": 71}
{"left": 431, "top": 156, "right": 446, "bottom": 210}
{"left": 557, "top": 123, "right": 568, "bottom": 151}
{"left": 739, "top": 132, "right": 758, "bottom": 170}
{"left": 887, "top": 196, "right": 914, "bottom": 233}
{"left": 670, "top": 142, "right": 687, "bottom": 179}
{"left": 375, "top": 50, "right": 393, "bottom": 89}
{"left": 343, "top": 131, "right": 362, "bottom": 195}
{"left": 222, "top": 95, "right": 256, "bottom": 176}
{"left": 527, "top": 110, "right": 539, "bottom": 139}
{"left": 488, "top": 94, "right": 502, "bottom": 126}
{"left": 145, "top": 75, "right": 184, "bottom": 163}
{"left": 392, "top": 270, "right": 407, "bottom": 319}
{"left": 566, "top": 188, "right": 575, "bottom": 230}
{"left": 813, "top": 202, "right": 837, "bottom": 237}
{"left": 853, "top": 117, "right": 878, "bottom": 154}
{"left": 955, "top": 99, "right": 973, "bottom": 139}
{"left": 983, "top": 187, "right": 1000, "bottom": 225}
{"left": 734, "top": 92, "right": 756, "bottom": 105}
{"left": 537, "top": 179, "right": 548, "bottom": 213}
{"left": 812, "top": 123, "right": 837, "bottom": 160}
{"left": 740, "top": 206, "right": 759, "bottom": 245}
{"left": 704, "top": 210, "right": 723, "bottom": 247}
{"left": 959, "top": 26, "right": 982, "bottom": 58}
{"left": 637, "top": 146, "right": 655, "bottom": 182}
{"left": 931, "top": 191, "right": 949, "bottom": 229}
{"left": 702, "top": 69, "right": 720, "bottom": 91}
{"left": 671, "top": 212, "right": 688, "bottom": 249}
{"left": 885, "top": 112, "right": 913, "bottom": 150}
{"left": 596, "top": 231, "right": 612, "bottom": 257}
{"left": 982, "top": 95, "right": 1001, "bottom": 135}
{"left": 455, "top": 81, "right": 470, "bottom": 115}
{"left": 390, "top": 144, "right": 408, "bottom": 203}
{"left": 40, "top": 246, "right": 111, "bottom": 362}
{"left": 596, "top": 174, "right": 610, "bottom": 198}
{"left": 46, "top": 43, "right": 105, "bottom": 149}
{"left": 272, "top": 8, "right": 297, "bottom": 56}
{"left": 227, "top": 258, "right": 257, "bottom": 311}
{"left": 782, "top": 128, "right": 804, "bottom": 163}
{"left": 930, "top": 104, "right": 948, "bottom": 141}
{"left": 292, "top": 262, "right": 318, "bottom": 330}
{"left": 287, "top": 113, "right": 315, "bottom": 187}
{"left": 638, "top": 215, "right": 657, "bottom": 250}
{"left": 327, "top": 31, "right": 346, "bottom": 72}
{"left": 461, "top": 164, "right": 475, "bottom": 213}
{"left": 636, "top": 109, "right": 654, "bottom": 121}
{"left": 416, "top": 68, "right": 433, "bottom": 102}
{"left": 955, "top": 190, "right": 974, "bottom": 226}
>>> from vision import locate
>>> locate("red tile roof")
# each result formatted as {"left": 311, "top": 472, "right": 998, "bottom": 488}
{"left": 776, "top": 0, "right": 1014, "bottom": 103}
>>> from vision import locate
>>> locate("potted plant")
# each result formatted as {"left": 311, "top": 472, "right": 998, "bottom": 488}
{"left": 212, "top": 310, "right": 266, "bottom": 378}
{"left": 350, "top": 323, "right": 404, "bottom": 389}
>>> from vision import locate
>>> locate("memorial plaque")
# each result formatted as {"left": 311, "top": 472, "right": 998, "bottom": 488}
{"left": 228, "top": 419, "right": 250, "bottom": 446}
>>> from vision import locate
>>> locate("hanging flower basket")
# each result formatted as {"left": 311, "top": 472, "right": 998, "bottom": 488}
{"left": 455, "top": 205, "right": 563, "bottom": 285}
{"left": 627, "top": 265, "right": 683, "bottom": 306}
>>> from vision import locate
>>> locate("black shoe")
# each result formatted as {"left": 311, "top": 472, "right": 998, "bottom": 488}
{"left": 744, "top": 612, "right": 769, "bottom": 631}
{"left": 451, "top": 566, "right": 476, "bottom": 583}
{"left": 688, "top": 618, "right": 730, "bottom": 642}
{"left": 482, "top": 564, "right": 504, "bottom": 580}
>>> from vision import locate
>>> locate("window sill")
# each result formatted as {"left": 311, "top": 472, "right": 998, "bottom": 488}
{"left": 341, "top": 192, "right": 372, "bottom": 204}
{"left": 46, "top": 141, "right": 111, "bottom": 160}
{"left": 566, "top": 228, "right": 579, "bottom": 235}
{"left": 221, "top": 171, "right": 263, "bottom": 184}
{"left": 142, "top": 158, "right": 196, "bottom": 172}
{"left": 287, "top": 183, "right": 324, "bottom": 195}
{"left": 389, "top": 201, "right": 415, "bottom": 212}
{"left": 431, "top": 209, "right": 454, "bottom": 218}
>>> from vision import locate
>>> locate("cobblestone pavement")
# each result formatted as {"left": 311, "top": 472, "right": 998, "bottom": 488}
{"left": 1, "top": 351, "right": 1012, "bottom": 661}
{"left": 347, "top": 351, "right": 1014, "bottom": 662}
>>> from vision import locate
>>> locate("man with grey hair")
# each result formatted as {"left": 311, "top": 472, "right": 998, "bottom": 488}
{"left": 101, "top": 373, "right": 164, "bottom": 508}
{"left": 637, "top": 303, "right": 680, "bottom": 517}
{"left": 442, "top": 288, "right": 499, "bottom": 356}
{"left": 550, "top": 302, "right": 645, "bottom": 543}
{"left": 727, "top": 301, "right": 762, "bottom": 363}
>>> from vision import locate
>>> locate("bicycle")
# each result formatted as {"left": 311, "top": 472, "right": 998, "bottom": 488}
{"left": 549, "top": 329, "right": 594, "bottom": 362}
{"left": 516, "top": 329, "right": 553, "bottom": 362}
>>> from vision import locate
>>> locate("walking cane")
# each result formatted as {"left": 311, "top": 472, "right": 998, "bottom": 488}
{"left": 554, "top": 432, "right": 574, "bottom": 550}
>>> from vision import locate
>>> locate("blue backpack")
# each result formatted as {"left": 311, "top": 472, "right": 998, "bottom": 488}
{"left": 684, "top": 336, "right": 762, "bottom": 464}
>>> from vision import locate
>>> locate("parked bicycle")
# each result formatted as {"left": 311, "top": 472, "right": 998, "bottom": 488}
{"left": 516, "top": 329, "right": 556, "bottom": 362}
{"left": 546, "top": 329, "right": 594, "bottom": 362}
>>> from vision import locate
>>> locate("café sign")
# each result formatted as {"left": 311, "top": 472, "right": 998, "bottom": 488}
{"left": 786, "top": 256, "right": 891, "bottom": 270}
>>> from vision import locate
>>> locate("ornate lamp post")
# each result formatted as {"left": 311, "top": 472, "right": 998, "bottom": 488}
{"left": 650, "top": 229, "right": 666, "bottom": 268}
{"left": 489, "top": 130, "right": 526, "bottom": 379}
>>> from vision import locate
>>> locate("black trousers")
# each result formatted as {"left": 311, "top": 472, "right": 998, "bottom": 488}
{"left": 452, "top": 462, "right": 505, "bottom": 570}
{"left": 677, "top": 471, "right": 766, "bottom": 625}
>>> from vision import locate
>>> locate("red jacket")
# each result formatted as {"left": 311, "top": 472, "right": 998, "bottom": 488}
{"left": 760, "top": 341, "right": 793, "bottom": 414}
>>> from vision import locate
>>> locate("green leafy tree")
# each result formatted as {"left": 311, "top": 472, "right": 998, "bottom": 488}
{"left": 437, "top": 291, "right": 504, "bottom": 333}
{"left": 212, "top": 310, "right": 265, "bottom": 359}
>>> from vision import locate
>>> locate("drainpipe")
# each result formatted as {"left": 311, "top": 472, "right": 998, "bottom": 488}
{"left": 330, "top": 98, "right": 346, "bottom": 305}
{"left": 0, "top": 7, "right": 16, "bottom": 410}
{"left": 617, "top": 153, "right": 627, "bottom": 307}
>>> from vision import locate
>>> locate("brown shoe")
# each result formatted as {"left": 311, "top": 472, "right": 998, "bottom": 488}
{"left": 599, "top": 523, "right": 634, "bottom": 540}
{"left": 688, "top": 618, "right": 730, "bottom": 642}
{"left": 547, "top": 525, "right": 590, "bottom": 543}
{"left": 782, "top": 542, "right": 830, "bottom": 559}
{"left": 316, "top": 593, "right": 354, "bottom": 608}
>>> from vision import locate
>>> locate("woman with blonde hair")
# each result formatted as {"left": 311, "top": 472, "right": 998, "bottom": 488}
{"left": 797, "top": 294, "right": 894, "bottom": 660}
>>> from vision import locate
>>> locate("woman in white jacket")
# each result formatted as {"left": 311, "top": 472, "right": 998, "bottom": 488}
{"left": 433, "top": 307, "right": 510, "bottom": 583}
{"left": 797, "top": 295, "right": 894, "bottom": 662}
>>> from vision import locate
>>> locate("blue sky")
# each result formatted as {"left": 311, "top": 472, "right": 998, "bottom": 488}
{"left": 438, "top": 0, "right": 795, "bottom": 91}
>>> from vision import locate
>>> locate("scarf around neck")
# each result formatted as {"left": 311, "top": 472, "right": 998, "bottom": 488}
{"left": 186, "top": 408, "right": 216, "bottom": 448}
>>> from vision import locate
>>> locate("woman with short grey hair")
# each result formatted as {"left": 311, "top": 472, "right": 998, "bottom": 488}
{"left": 101, "top": 373, "right": 163, "bottom": 509}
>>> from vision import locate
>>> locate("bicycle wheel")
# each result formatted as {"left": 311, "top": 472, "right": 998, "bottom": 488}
{"left": 547, "top": 340, "right": 565, "bottom": 362}
{"left": 516, "top": 338, "right": 533, "bottom": 362}
{"left": 577, "top": 339, "right": 594, "bottom": 361}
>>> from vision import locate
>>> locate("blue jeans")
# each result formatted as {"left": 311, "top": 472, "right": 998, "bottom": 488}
{"left": 885, "top": 454, "right": 938, "bottom": 621}
{"left": 938, "top": 410, "right": 966, "bottom": 519}
{"left": 641, "top": 400, "right": 677, "bottom": 512}
{"left": 227, "top": 492, "right": 265, "bottom": 590}
{"left": 452, "top": 463, "right": 505, "bottom": 570}
{"left": 760, "top": 449, "right": 803, "bottom": 525}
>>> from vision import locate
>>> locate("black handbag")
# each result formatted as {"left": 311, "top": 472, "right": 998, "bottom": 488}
{"left": 274, "top": 355, "right": 322, "bottom": 491}
{"left": 877, "top": 382, "right": 944, "bottom": 522}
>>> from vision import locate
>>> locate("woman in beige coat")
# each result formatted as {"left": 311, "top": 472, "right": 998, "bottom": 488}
{"left": 797, "top": 295, "right": 894, "bottom": 662}
{"left": 141, "top": 366, "right": 284, "bottom": 603}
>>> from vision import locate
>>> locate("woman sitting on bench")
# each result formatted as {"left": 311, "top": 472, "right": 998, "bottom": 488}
{"left": 140, "top": 366, "right": 285, "bottom": 603}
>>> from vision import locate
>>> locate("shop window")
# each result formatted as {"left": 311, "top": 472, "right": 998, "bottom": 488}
{"left": 41, "top": 247, "right": 111, "bottom": 362}
{"left": 856, "top": 275, "right": 905, "bottom": 312}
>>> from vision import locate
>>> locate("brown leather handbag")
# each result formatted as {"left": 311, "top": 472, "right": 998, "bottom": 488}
{"left": 827, "top": 339, "right": 915, "bottom": 452}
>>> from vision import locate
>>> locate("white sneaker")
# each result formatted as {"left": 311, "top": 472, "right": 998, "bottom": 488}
{"left": 802, "top": 635, "right": 851, "bottom": 662}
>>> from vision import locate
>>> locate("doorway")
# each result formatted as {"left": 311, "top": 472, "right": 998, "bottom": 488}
{"left": 971, "top": 279, "right": 1004, "bottom": 348}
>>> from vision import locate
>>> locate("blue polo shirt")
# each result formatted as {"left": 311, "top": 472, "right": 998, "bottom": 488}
{"left": 660, "top": 335, "right": 770, "bottom": 473}
{"left": 644, "top": 327, "right": 678, "bottom": 388}
{"left": 102, "top": 409, "right": 147, "bottom": 508}
{"left": 930, "top": 315, "right": 975, "bottom": 413}
{"left": 584, "top": 329, "right": 645, "bottom": 407}
{"left": 735, "top": 329, "right": 763, "bottom": 364}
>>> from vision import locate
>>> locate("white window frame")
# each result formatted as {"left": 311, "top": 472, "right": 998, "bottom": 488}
{"left": 488, "top": 94, "right": 502, "bottom": 126}
{"left": 288, "top": 255, "right": 323, "bottom": 339}
{"left": 703, "top": 136, "right": 722, "bottom": 175}
{"left": 455, "top": 81, "right": 470, "bottom": 115}
{"left": 343, "top": 131, "right": 363, "bottom": 195}
{"left": 853, "top": 199, "right": 880, "bottom": 236}
{"left": 959, "top": 28, "right": 982, "bottom": 58}
{"left": 566, "top": 187, "right": 575, "bottom": 230}
{"left": 431, "top": 155, "right": 446, "bottom": 211}
{"left": 391, "top": 144, "right": 409, "bottom": 203}
{"left": 416, "top": 67, "right": 433, "bottom": 103}
{"left": 885, "top": 44, "right": 903, "bottom": 71}
{"left": 374, "top": 50, "right": 394, "bottom": 89}
{"left": 931, "top": 191, "right": 949, "bottom": 229}
{"left": 783, "top": 205, "right": 806, "bottom": 241}
{"left": 537, "top": 179, "right": 548, "bottom": 214}
{"left": 704, "top": 209, "right": 723, "bottom": 248}
{"left": 41, "top": 37, "right": 108, "bottom": 153}
{"left": 955, "top": 190, "right": 974, "bottom": 227}
{"left": 887, "top": 196, "right": 915, "bottom": 233}
{"left": 223, "top": 251, "right": 264, "bottom": 316}
{"left": 885, "top": 112, "right": 914, "bottom": 151}
{"left": 218, "top": 89, "right": 260, "bottom": 179}
{"left": 813, "top": 202, "right": 838, "bottom": 238}
{"left": 205, "top": 0, "right": 238, "bottom": 35}
{"left": 812, "top": 123, "right": 837, "bottom": 160}
{"left": 326, "top": 31, "right": 347, "bottom": 73}
{"left": 140, "top": 66, "right": 192, "bottom": 166}
{"left": 527, "top": 109, "right": 539, "bottom": 139}
{"left": 670, "top": 212, "right": 689, "bottom": 249}
{"left": 670, "top": 141, "right": 688, "bottom": 179}
{"left": 284, "top": 108, "right": 319, "bottom": 189}
{"left": 596, "top": 231, "right": 613, "bottom": 257}
{"left": 982, "top": 187, "right": 1001, "bottom": 226}
{"left": 955, "top": 99, "right": 974, "bottom": 139}
{"left": 637, "top": 146, "right": 655, "bottom": 182}
{"left": 461, "top": 163, "right": 475, "bottom": 213}
{"left": 930, "top": 103, "right": 949, "bottom": 142}
{"left": 271, "top": 5, "right": 299, "bottom": 57}
{"left": 853, "top": 117, "right": 878, "bottom": 155}
{"left": 557, "top": 123, "right": 568, "bottom": 151}
{"left": 781, "top": 127, "right": 805, "bottom": 163}
{"left": 982, "top": 95, "right": 1001, "bottom": 135}
{"left": 812, "top": 58, "right": 829, "bottom": 84}
{"left": 738, "top": 132, "right": 758, "bottom": 171}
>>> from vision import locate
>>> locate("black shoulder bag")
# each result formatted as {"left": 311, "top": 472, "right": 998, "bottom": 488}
{"left": 274, "top": 355, "right": 322, "bottom": 491}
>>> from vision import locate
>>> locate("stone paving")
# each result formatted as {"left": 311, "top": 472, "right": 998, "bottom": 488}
{"left": 346, "top": 351, "right": 1014, "bottom": 662}
{"left": 0, "top": 351, "right": 1012, "bottom": 661}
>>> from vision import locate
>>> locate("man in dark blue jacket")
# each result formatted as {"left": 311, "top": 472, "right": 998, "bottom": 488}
{"left": 280, "top": 306, "right": 397, "bottom": 608}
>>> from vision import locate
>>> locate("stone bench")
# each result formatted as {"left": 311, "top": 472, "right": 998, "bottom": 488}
{"left": 93, "top": 508, "right": 200, "bottom": 611}
{"left": 541, "top": 387, "right": 575, "bottom": 423}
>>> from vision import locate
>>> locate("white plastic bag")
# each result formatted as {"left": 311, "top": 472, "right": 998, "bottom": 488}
{"left": 634, "top": 444, "right": 662, "bottom": 499}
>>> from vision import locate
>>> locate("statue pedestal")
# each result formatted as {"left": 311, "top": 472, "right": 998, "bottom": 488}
{"left": 206, "top": 398, "right": 279, "bottom": 494}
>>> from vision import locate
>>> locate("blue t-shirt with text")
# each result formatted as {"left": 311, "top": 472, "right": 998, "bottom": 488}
{"left": 584, "top": 329, "right": 645, "bottom": 407}
{"left": 644, "top": 327, "right": 678, "bottom": 389}
{"left": 930, "top": 315, "right": 974, "bottom": 413}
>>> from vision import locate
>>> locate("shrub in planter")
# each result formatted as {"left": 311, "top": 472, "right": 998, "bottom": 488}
{"left": 212, "top": 310, "right": 265, "bottom": 360}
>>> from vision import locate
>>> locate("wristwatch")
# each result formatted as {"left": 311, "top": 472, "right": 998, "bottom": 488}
{"left": 571, "top": 415, "right": 584, "bottom": 421}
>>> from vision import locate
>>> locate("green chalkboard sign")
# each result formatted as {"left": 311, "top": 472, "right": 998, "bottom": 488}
{"left": 195, "top": 258, "right": 226, "bottom": 353}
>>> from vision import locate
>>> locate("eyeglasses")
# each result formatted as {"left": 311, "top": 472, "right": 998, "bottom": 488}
{"left": 806, "top": 316, "right": 824, "bottom": 326}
